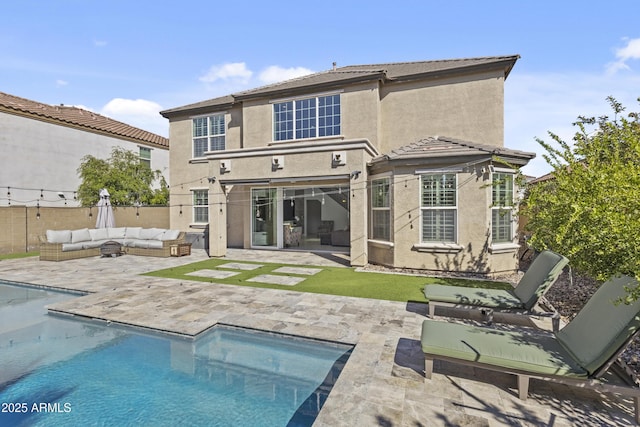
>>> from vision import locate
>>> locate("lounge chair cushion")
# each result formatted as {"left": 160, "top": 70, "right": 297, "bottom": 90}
{"left": 513, "top": 250, "right": 569, "bottom": 309}
{"left": 421, "top": 319, "right": 587, "bottom": 377}
{"left": 423, "top": 285, "right": 524, "bottom": 309}
{"left": 556, "top": 275, "right": 640, "bottom": 375}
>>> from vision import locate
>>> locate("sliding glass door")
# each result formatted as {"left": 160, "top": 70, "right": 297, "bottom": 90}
{"left": 251, "top": 188, "right": 277, "bottom": 247}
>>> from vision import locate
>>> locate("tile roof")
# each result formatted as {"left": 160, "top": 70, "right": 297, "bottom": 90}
{"left": 0, "top": 92, "right": 169, "bottom": 149}
{"left": 161, "top": 55, "right": 519, "bottom": 117}
{"left": 371, "top": 136, "right": 535, "bottom": 165}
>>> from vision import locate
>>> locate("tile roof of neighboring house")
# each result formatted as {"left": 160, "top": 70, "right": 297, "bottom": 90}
{"left": 529, "top": 171, "right": 555, "bottom": 183}
{"left": 161, "top": 55, "right": 519, "bottom": 117}
{"left": 0, "top": 92, "right": 169, "bottom": 149}
{"left": 371, "top": 136, "right": 536, "bottom": 166}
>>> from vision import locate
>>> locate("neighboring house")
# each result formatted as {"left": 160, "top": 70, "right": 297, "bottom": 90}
{"left": 0, "top": 92, "right": 169, "bottom": 207}
{"left": 160, "top": 56, "right": 535, "bottom": 275}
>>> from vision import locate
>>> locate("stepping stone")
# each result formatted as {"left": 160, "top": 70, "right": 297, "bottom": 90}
{"left": 186, "top": 269, "right": 239, "bottom": 279}
{"left": 247, "top": 274, "right": 305, "bottom": 286}
{"left": 274, "top": 266, "right": 322, "bottom": 276}
{"left": 219, "top": 262, "right": 263, "bottom": 271}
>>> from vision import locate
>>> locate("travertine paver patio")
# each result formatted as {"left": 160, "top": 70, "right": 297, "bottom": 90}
{"left": 186, "top": 269, "right": 240, "bottom": 279}
{"left": 0, "top": 248, "right": 636, "bottom": 426}
{"left": 218, "top": 262, "right": 263, "bottom": 270}
{"left": 274, "top": 266, "right": 323, "bottom": 275}
{"left": 247, "top": 274, "right": 306, "bottom": 286}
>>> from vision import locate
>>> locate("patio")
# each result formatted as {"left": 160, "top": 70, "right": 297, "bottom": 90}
{"left": 0, "top": 249, "right": 635, "bottom": 426}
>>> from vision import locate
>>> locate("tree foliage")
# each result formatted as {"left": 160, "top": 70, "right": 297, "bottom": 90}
{"left": 76, "top": 147, "right": 169, "bottom": 207}
{"left": 524, "top": 96, "right": 640, "bottom": 299}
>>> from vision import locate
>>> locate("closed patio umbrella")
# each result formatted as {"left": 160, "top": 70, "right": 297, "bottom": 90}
{"left": 95, "top": 188, "right": 115, "bottom": 228}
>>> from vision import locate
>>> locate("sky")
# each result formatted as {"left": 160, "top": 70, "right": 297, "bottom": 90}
{"left": 1, "top": 1, "right": 639, "bottom": 177}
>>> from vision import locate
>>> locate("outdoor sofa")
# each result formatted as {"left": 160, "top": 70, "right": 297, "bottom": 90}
{"left": 39, "top": 227, "right": 186, "bottom": 261}
{"left": 421, "top": 275, "right": 640, "bottom": 423}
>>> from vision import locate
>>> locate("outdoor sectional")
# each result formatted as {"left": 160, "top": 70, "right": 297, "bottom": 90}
{"left": 39, "top": 227, "right": 186, "bottom": 261}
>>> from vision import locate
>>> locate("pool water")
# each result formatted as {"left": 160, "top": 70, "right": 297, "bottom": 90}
{"left": 0, "top": 282, "right": 352, "bottom": 426}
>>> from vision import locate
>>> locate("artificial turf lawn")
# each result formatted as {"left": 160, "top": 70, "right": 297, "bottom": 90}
{"left": 144, "top": 258, "right": 511, "bottom": 303}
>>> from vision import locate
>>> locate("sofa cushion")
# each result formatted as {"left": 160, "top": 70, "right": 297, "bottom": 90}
{"left": 126, "top": 227, "right": 142, "bottom": 239}
{"left": 161, "top": 229, "right": 181, "bottom": 241}
{"left": 107, "top": 227, "right": 127, "bottom": 239}
{"left": 83, "top": 240, "right": 106, "bottom": 249}
{"left": 47, "top": 229, "right": 72, "bottom": 244}
{"left": 140, "top": 228, "right": 165, "bottom": 240}
{"left": 62, "top": 242, "right": 86, "bottom": 252}
{"left": 131, "top": 239, "right": 163, "bottom": 249}
{"left": 89, "top": 228, "right": 109, "bottom": 241}
{"left": 71, "top": 228, "right": 91, "bottom": 243}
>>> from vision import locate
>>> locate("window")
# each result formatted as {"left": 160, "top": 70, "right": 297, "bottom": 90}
{"left": 139, "top": 146, "right": 151, "bottom": 169}
{"left": 371, "top": 178, "right": 391, "bottom": 241}
{"left": 273, "top": 94, "right": 340, "bottom": 141}
{"left": 421, "top": 174, "right": 457, "bottom": 242}
{"left": 192, "top": 114, "right": 225, "bottom": 157}
{"left": 492, "top": 172, "right": 514, "bottom": 243}
{"left": 193, "top": 190, "right": 209, "bottom": 223}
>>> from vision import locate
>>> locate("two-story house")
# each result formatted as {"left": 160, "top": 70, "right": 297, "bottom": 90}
{"left": 160, "top": 56, "right": 535, "bottom": 275}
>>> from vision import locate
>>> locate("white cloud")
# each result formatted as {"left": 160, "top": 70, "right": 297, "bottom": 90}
{"left": 55, "top": 79, "right": 68, "bottom": 87}
{"left": 93, "top": 39, "right": 108, "bottom": 47}
{"left": 199, "top": 62, "right": 253, "bottom": 84}
{"left": 259, "top": 66, "right": 314, "bottom": 84}
{"left": 101, "top": 98, "right": 167, "bottom": 137}
{"left": 606, "top": 37, "right": 640, "bottom": 74}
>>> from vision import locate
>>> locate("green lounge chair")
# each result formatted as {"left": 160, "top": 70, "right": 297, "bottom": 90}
{"left": 423, "top": 250, "right": 569, "bottom": 331}
{"left": 421, "top": 275, "right": 640, "bottom": 423}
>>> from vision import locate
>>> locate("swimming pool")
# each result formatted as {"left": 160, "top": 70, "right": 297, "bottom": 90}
{"left": 0, "top": 282, "right": 352, "bottom": 426}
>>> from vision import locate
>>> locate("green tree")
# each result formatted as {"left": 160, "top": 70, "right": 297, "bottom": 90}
{"left": 524, "top": 96, "right": 640, "bottom": 299}
{"left": 77, "top": 147, "right": 169, "bottom": 207}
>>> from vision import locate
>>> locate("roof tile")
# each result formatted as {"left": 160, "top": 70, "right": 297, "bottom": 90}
{"left": 0, "top": 92, "right": 168, "bottom": 149}
{"left": 161, "top": 55, "right": 520, "bottom": 117}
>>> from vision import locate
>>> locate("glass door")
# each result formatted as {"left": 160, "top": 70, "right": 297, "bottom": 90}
{"left": 251, "top": 188, "right": 277, "bottom": 247}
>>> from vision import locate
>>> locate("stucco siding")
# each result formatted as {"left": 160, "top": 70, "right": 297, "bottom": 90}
{"left": 341, "top": 83, "right": 381, "bottom": 147}
{"left": 383, "top": 166, "right": 493, "bottom": 273}
{"left": 379, "top": 71, "right": 505, "bottom": 154}
{"left": 1, "top": 112, "right": 169, "bottom": 207}
{"left": 167, "top": 116, "right": 207, "bottom": 231}
{"left": 242, "top": 99, "right": 273, "bottom": 148}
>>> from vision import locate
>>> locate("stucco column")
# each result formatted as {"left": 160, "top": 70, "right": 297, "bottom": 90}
{"left": 208, "top": 180, "right": 227, "bottom": 257}
{"left": 349, "top": 173, "right": 368, "bottom": 267}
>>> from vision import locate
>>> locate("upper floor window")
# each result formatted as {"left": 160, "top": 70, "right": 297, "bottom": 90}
{"left": 273, "top": 94, "right": 340, "bottom": 141}
{"left": 193, "top": 114, "right": 225, "bottom": 157}
{"left": 139, "top": 146, "right": 151, "bottom": 169}
{"left": 371, "top": 177, "right": 391, "bottom": 241}
{"left": 421, "top": 174, "right": 457, "bottom": 243}
{"left": 492, "top": 172, "right": 514, "bottom": 243}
